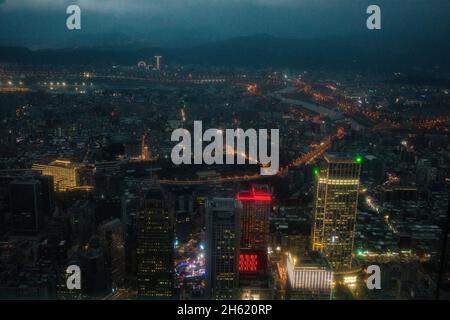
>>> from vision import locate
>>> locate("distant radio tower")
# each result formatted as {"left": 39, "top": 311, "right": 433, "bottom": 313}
{"left": 154, "top": 56, "right": 162, "bottom": 70}
{"left": 141, "top": 133, "right": 150, "bottom": 161}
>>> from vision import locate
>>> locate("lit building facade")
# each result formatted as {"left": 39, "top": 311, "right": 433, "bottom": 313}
{"left": 286, "top": 251, "right": 333, "bottom": 300}
{"left": 141, "top": 132, "right": 150, "bottom": 161}
{"left": 205, "top": 197, "right": 239, "bottom": 300}
{"left": 237, "top": 186, "right": 272, "bottom": 251}
{"left": 137, "top": 188, "right": 174, "bottom": 298}
{"left": 32, "top": 160, "right": 82, "bottom": 192}
{"left": 236, "top": 186, "right": 272, "bottom": 294}
{"left": 312, "top": 153, "right": 361, "bottom": 271}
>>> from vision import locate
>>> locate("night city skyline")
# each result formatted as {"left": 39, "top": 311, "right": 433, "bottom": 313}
{"left": 0, "top": 0, "right": 449, "bottom": 309}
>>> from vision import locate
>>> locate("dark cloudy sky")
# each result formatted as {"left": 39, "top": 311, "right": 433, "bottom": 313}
{"left": 0, "top": 0, "right": 449, "bottom": 48}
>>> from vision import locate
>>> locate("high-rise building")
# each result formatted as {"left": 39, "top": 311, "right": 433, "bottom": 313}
{"left": 42, "top": 215, "right": 69, "bottom": 266}
{"left": 236, "top": 186, "right": 272, "bottom": 296}
{"left": 9, "top": 179, "right": 44, "bottom": 235}
{"left": 98, "top": 219, "right": 126, "bottom": 292}
{"left": 286, "top": 251, "right": 333, "bottom": 300}
{"left": 81, "top": 237, "right": 107, "bottom": 296}
{"left": 39, "top": 175, "right": 55, "bottom": 216}
{"left": 137, "top": 188, "right": 174, "bottom": 298}
{"left": 205, "top": 197, "right": 239, "bottom": 299}
{"left": 237, "top": 185, "right": 272, "bottom": 251}
{"left": 0, "top": 170, "right": 54, "bottom": 216}
{"left": 311, "top": 153, "right": 361, "bottom": 271}
{"left": 93, "top": 163, "right": 123, "bottom": 224}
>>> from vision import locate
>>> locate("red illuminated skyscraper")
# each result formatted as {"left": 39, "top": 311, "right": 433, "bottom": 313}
{"left": 236, "top": 186, "right": 272, "bottom": 297}
{"left": 237, "top": 185, "right": 272, "bottom": 251}
{"left": 236, "top": 185, "right": 271, "bottom": 277}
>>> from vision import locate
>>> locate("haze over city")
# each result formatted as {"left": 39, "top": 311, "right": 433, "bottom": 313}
{"left": 0, "top": 0, "right": 449, "bottom": 49}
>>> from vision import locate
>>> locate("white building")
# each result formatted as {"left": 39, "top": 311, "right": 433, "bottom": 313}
{"left": 286, "top": 251, "right": 333, "bottom": 300}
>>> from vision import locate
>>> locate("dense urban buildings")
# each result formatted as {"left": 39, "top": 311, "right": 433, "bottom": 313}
{"left": 0, "top": 61, "right": 448, "bottom": 300}
{"left": 0, "top": 0, "right": 449, "bottom": 302}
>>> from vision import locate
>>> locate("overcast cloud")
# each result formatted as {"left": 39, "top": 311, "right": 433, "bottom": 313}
{"left": 0, "top": 0, "right": 448, "bottom": 48}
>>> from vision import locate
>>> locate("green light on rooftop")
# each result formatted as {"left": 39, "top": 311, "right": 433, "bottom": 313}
{"left": 313, "top": 167, "right": 320, "bottom": 176}
{"left": 355, "top": 155, "right": 363, "bottom": 164}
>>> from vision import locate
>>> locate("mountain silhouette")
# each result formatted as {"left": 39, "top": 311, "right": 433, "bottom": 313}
{"left": 0, "top": 34, "right": 448, "bottom": 71}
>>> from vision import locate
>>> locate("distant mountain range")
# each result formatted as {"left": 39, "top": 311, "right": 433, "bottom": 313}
{"left": 0, "top": 34, "right": 449, "bottom": 71}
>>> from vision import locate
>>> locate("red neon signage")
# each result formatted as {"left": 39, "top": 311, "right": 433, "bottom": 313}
{"left": 236, "top": 187, "right": 272, "bottom": 202}
{"left": 236, "top": 194, "right": 272, "bottom": 201}
{"left": 239, "top": 254, "right": 258, "bottom": 272}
